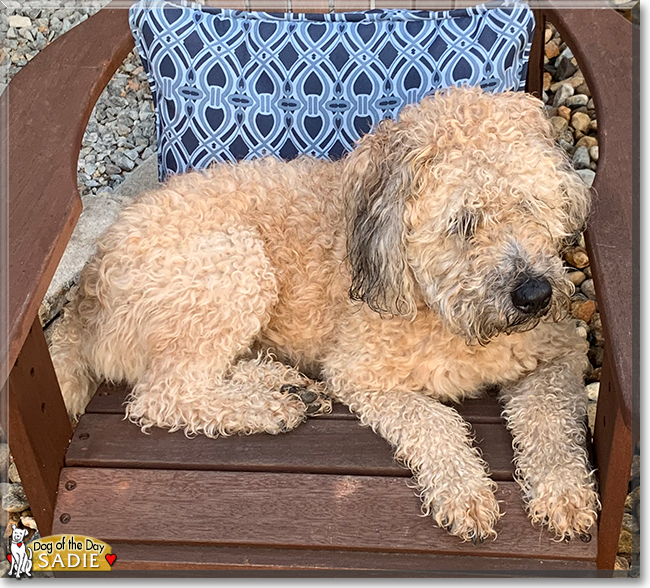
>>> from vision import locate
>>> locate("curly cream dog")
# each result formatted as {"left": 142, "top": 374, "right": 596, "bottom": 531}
{"left": 51, "top": 86, "right": 599, "bottom": 543}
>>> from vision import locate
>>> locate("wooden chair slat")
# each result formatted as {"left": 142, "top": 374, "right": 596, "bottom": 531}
{"left": 52, "top": 468, "right": 597, "bottom": 561}
{"left": 86, "top": 382, "right": 505, "bottom": 422}
{"left": 64, "top": 412, "right": 515, "bottom": 479}
{"left": 68, "top": 542, "right": 598, "bottom": 575}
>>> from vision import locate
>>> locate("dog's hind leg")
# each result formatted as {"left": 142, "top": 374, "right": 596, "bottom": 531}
{"left": 112, "top": 226, "right": 328, "bottom": 436}
{"left": 126, "top": 352, "right": 329, "bottom": 436}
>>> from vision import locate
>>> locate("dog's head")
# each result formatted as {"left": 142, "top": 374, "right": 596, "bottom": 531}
{"left": 11, "top": 525, "right": 29, "bottom": 544}
{"left": 344, "top": 86, "right": 591, "bottom": 344}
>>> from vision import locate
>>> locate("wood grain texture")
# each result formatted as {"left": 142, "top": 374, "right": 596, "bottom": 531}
{"left": 52, "top": 468, "right": 597, "bottom": 561}
{"left": 64, "top": 412, "right": 515, "bottom": 479}
{"left": 3, "top": 319, "right": 72, "bottom": 535}
{"left": 593, "top": 350, "right": 632, "bottom": 571}
{"left": 1, "top": 3, "right": 135, "bottom": 383}
{"left": 89, "top": 542, "right": 597, "bottom": 575}
{"left": 525, "top": 9, "right": 545, "bottom": 98}
{"left": 85, "top": 381, "right": 505, "bottom": 422}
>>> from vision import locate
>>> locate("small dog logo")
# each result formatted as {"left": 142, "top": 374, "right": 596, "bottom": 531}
{"left": 6, "top": 525, "right": 32, "bottom": 579}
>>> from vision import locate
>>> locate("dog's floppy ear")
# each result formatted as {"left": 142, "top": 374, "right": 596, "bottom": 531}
{"left": 343, "top": 118, "right": 418, "bottom": 316}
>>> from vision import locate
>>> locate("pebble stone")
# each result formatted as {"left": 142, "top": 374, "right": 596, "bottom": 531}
{"left": 576, "top": 169, "right": 596, "bottom": 187}
{"left": 557, "top": 105, "right": 571, "bottom": 122}
{"left": 572, "top": 146, "right": 590, "bottom": 170}
{"left": 1, "top": 482, "right": 29, "bottom": 513}
{"left": 574, "top": 320, "right": 589, "bottom": 339}
{"left": 580, "top": 278, "right": 596, "bottom": 300}
{"left": 568, "top": 270, "right": 586, "bottom": 286}
{"left": 555, "top": 55, "right": 578, "bottom": 81}
{"left": 586, "top": 382, "right": 600, "bottom": 402}
{"left": 565, "top": 94, "right": 589, "bottom": 108}
{"left": 549, "top": 116, "right": 569, "bottom": 137}
{"left": 571, "top": 112, "right": 592, "bottom": 133}
{"left": 0, "top": 444, "right": 9, "bottom": 477}
{"left": 8, "top": 15, "right": 31, "bottom": 28}
{"left": 589, "top": 145, "right": 599, "bottom": 162}
{"left": 576, "top": 136, "right": 598, "bottom": 150}
{"left": 571, "top": 299, "right": 596, "bottom": 324}
{"left": 552, "top": 83, "right": 574, "bottom": 107}
{"left": 564, "top": 247, "right": 590, "bottom": 269}
{"left": 622, "top": 512, "right": 639, "bottom": 534}
{"left": 20, "top": 514, "right": 37, "bottom": 530}
{"left": 7, "top": 463, "right": 20, "bottom": 484}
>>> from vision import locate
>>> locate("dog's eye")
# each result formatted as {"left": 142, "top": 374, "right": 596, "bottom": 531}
{"left": 449, "top": 211, "right": 477, "bottom": 240}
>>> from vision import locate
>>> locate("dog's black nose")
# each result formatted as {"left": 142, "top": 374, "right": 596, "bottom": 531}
{"left": 511, "top": 277, "right": 552, "bottom": 315}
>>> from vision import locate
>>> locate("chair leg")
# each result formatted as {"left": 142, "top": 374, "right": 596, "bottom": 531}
{"left": 2, "top": 316, "right": 72, "bottom": 536}
{"left": 593, "top": 348, "right": 632, "bottom": 572}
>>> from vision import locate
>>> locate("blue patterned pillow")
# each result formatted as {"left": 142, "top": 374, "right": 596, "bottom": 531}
{"left": 129, "top": 0, "right": 534, "bottom": 180}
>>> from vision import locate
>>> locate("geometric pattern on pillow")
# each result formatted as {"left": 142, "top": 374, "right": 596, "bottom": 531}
{"left": 129, "top": 0, "right": 535, "bottom": 179}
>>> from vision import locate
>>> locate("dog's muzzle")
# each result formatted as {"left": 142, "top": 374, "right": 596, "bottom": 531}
{"left": 511, "top": 276, "right": 552, "bottom": 315}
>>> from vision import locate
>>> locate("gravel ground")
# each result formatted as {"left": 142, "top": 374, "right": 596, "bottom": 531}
{"left": 0, "top": 1, "right": 638, "bottom": 577}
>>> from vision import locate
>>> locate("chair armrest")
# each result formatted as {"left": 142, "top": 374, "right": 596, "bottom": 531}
{"left": 542, "top": 2, "right": 635, "bottom": 432}
{"left": 1, "top": 2, "right": 134, "bottom": 381}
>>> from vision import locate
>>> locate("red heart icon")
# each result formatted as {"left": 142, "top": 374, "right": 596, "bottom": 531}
{"left": 105, "top": 554, "right": 116, "bottom": 566}
{"left": 6, "top": 554, "right": 11, "bottom": 563}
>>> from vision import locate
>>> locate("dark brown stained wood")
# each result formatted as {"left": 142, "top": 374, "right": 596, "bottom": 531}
{"left": 64, "top": 413, "right": 515, "bottom": 480}
{"left": 525, "top": 9, "right": 545, "bottom": 98}
{"left": 53, "top": 468, "right": 597, "bottom": 562}
{"left": 52, "top": 468, "right": 596, "bottom": 561}
{"left": 86, "top": 381, "right": 505, "bottom": 423}
{"left": 543, "top": 3, "right": 633, "bottom": 431}
{"left": 1, "top": 3, "right": 135, "bottom": 384}
{"left": 2, "top": 318, "right": 73, "bottom": 536}
{"left": 86, "top": 542, "right": 596, "bottom": 575}
{"left": 593, "top": 351, "right": 632, "bottom": 571}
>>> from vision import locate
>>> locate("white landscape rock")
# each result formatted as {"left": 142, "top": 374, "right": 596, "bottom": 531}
{"left": 586, "top": 382, "right": 600, "bottom": 402}
{"left": 8, "top": 15, "right": 31, "bottom": 28}
{"left": 576, "top": 169, "right": 596, "bottom": 188}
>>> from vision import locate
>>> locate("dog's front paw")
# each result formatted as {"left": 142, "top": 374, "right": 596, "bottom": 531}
{"left": 280, "top": 384, "right": 332, "bottom": 417}
{"left": 425, "top": 479, "right": 501, "bottom": 543}
{"left": 526, "top": 480, "right": 600, "bottom": 540}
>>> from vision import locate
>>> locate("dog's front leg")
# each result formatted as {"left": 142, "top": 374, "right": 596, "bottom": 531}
{"left": 343, "top": 389, "right": 501, "bottom": 542}
{"left": 499, "top": 348, "right": 600, "bottom": 540}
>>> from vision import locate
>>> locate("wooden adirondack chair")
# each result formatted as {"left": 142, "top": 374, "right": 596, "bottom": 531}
{"left": 1, "top": 0, "right": 636, "bottom": 576}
